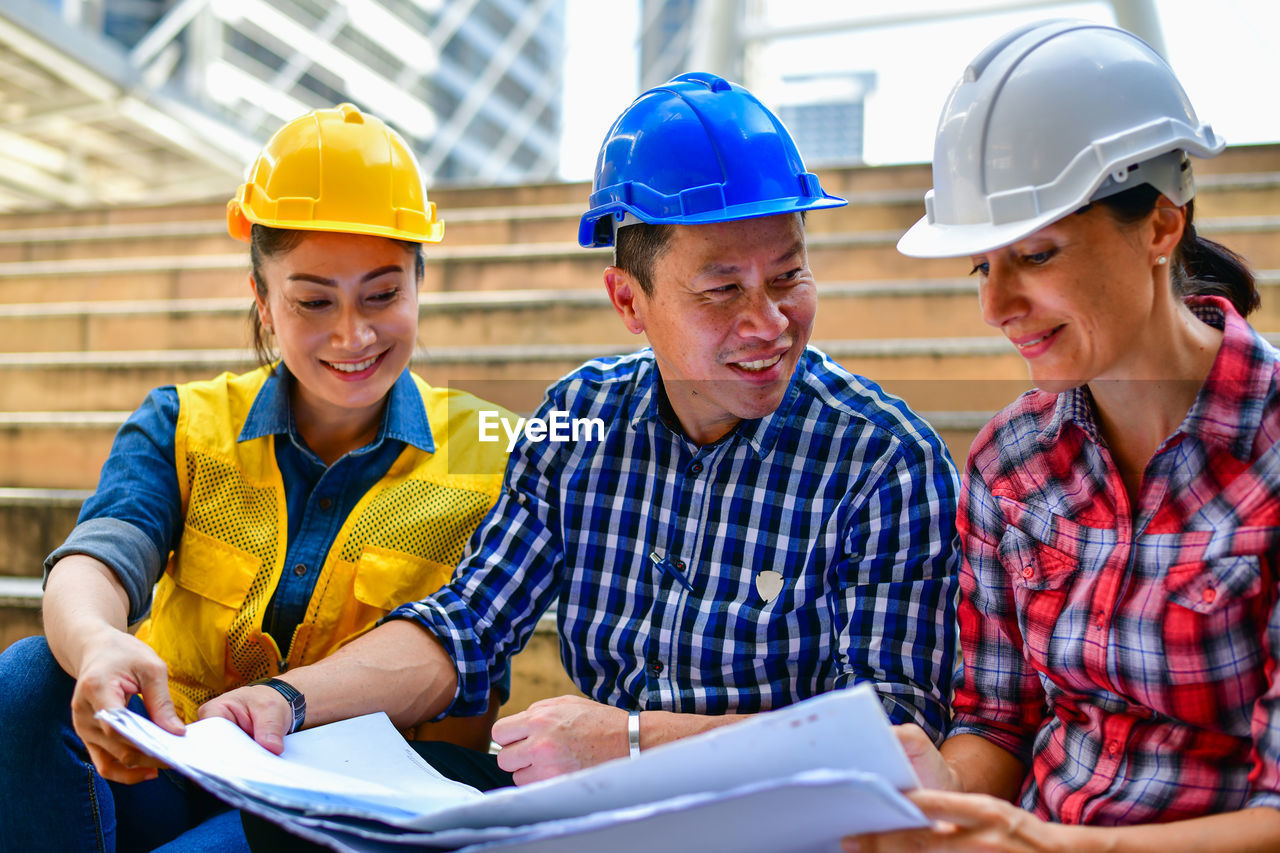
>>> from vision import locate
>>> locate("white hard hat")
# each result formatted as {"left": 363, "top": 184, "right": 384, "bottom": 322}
{"left": 898, "top": 19, "right": 1225, "bottom": 259}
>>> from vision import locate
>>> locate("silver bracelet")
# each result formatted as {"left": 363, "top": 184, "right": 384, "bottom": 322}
{"left": 628, "top": 708, "right": 642, "bottom": 758}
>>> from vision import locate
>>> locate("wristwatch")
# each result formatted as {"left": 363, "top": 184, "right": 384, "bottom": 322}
{"left": 249, "top": 677, "right": 306, "bottom": 734}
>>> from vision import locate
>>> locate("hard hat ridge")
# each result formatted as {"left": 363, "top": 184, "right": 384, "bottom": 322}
{"left": 898, "top": 19, "right": 1224, "bottom": 258}
{"left": 227, "top": 103, "right": 444, "bottom": 244}
{"left": 578, "top": 72, "right": 846, "bottom": 248}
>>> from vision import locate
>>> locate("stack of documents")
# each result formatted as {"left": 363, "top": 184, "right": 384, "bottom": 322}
{"left": 99, "top": 684, "right": 927, "bottom": 852}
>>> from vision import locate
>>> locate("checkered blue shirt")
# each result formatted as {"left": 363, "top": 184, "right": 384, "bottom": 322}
{"left": 391, "top": 347, "right": 960, "bottom": 738}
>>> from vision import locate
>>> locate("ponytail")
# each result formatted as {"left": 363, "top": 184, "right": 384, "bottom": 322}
{"left": 1172, "top": 204, "right": 1258, "bottom": 316}
{"left": 1095, "top": 182, "right": 1259, "bottom": 317}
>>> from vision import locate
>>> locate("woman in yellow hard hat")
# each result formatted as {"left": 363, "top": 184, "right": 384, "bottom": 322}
{"left": 0, "top": 104, "right": 512, "bottom": 852}
{"left": 845, "top": 20, "right": 1280, "bottom": 853}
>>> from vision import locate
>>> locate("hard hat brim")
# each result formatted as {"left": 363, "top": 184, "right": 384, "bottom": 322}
{"left": 241, "top": 215, "right": 445, "bottom": 245}
{"left": 579, "top": 195, "right": 847, "bottom": 248}
{"left": 895, "top": 209, "right": 1066, "bottom": 259}
{"left": 897, "top": 142, "right": 1222, "bottom": 259}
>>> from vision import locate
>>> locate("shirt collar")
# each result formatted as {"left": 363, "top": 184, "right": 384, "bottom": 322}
{"left": 1039, "top": 296, "right": 1274, "bottom": 459}
{"left": 1040, "top": 384, "right": 1099, "bottom": 446}
{"left": 1178, "top": 295, "right": 1275, "bottom": 459}
{"left": 627, "top": 348, "right": 807, "bottom": 458}
{"left": 238, "top": 364, "right": 435, "bottom": 454}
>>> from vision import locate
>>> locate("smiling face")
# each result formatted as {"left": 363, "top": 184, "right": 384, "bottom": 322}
{"left": 605, "top": 214, "right": 816, "bottom": 444}
{"left": 253, "top": 230, "right": 419, "bottom": 433}
{"left": 971, "top": 202, "right": 1184, "bottom": 393}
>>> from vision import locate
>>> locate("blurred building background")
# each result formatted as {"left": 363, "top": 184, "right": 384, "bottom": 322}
{"left": 0, "top": 0, "right": 565, "bottom": 211}
{"left": 2, "top": 0, "right": 1278, "bottom": 209}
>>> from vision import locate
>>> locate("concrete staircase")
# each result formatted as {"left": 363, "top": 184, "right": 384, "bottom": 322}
{"left": 5, "top": 146, "right": 1280, "bottom": 708}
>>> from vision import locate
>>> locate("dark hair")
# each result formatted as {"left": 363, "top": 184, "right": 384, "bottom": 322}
{"left": 1094, "top": 182, "right": 1259, "bottom": 317}
{"left": 613, "top": 222, "right": 674, "bottom": 297}
{"left": 248, "top": 224, "right": 426, "bottom": 366}
{"left": 612, "top": 212, "right": 808, "bottom": 297}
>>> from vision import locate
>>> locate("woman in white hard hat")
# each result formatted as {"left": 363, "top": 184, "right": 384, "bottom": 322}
{"left": 846, "top": 20, "right": 1280, "bottom": 852}
{"left": 0, "top": 105, "right": 511, "bottom": 852}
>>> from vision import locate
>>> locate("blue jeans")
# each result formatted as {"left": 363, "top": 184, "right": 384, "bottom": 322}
{"left": 0, "top": 636, "right": 250, "bottom": 853}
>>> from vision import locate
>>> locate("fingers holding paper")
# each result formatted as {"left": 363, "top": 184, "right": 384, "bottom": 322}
{"left": 197, "top": 683, "right": 294, "bottom": 755}
{"left": 491, "top": 694, "right": 630, "bottom": 785}
{"left": 71, "top": 631, "right": 183, "bottom": 784}
{"left": 841, "top": 790, "right": 1057, "bottom": 853}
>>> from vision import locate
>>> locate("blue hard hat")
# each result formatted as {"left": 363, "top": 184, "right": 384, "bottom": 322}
{"left": 578, "top": 72, "right": 847, "bottom": 248}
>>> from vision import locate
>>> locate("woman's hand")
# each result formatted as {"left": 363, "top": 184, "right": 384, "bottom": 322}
{"left": 197, "top": 683, "right": 297, "bottom": 755}
{"left": 69, "top": 627, "right": 184, "bottom": 785}
{"left": 843, "top": 790, "right": 1065, "bottom": 853}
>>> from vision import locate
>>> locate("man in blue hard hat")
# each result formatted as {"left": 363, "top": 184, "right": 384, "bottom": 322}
{"left": 209, "top": 74, "right": 959, "bottom": 806}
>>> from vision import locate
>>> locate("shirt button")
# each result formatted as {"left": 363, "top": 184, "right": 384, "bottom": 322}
{"left": 1202, "top": 587, "right": 1217, "bottom": 604}
{"left": 318, "top": 496, "right": 333, "bottom": 511}
{"left": 293, "top": 563, "right": 307, "bottom": 577}
{"left": 648, "top": 659, "right": 663, "bottom": 675}
{"left": 673, "top": 558, "right": 686, "bottom": 571}
{"left": 1106, "top": 740, "right": 1120, "bottom": 757}
{"left": 1021, "top": 565, "right": 1034, "bottom": 579}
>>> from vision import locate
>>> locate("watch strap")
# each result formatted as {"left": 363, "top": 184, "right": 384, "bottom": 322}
{"left": 249, "top": 677, "right": 306, "bottom": 734}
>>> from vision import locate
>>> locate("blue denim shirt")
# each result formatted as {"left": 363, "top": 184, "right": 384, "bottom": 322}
{"left": 49, "top": 365, "right": 430, "bottom": 653}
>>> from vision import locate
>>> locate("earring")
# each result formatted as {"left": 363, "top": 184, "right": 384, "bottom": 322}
{"left": 1156, "top": 255, "right": 1168, "bottom": 266}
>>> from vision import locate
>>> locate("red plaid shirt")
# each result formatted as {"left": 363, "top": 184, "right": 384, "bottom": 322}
{"left": 953, "top": 296, "right": 1280, "bottom": 826}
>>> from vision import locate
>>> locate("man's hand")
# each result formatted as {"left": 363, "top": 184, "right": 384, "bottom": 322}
{"left": 70, "top": 629, "right": 184, "bottom": 785}
{"left": 841, "top": 790, "right": 1059, "bottom": 853}
{"left": 491, "top": 695, "right": 629, "bottom": 785}
{"left": 893, "top": 724, "right": 962, "bottom": 792}
{"left": 197, "top": 682, "right": 296, "bottom": 755}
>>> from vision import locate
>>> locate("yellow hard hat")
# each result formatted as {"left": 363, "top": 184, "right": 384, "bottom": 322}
{"left": 227, "top": 103, "right": 444, "bottom": 244}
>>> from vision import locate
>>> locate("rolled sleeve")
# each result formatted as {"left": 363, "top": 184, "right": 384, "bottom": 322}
{"left": 947, "top": 460, "right": 1046, "bottom": 762}
{"left": 43, "top": 387, "right": 182, "bottom": 624}
{"left": 44, "top": 518, "right": 164, "bottom": 623}
{"left": 1246, "top": 569, "right": 1280, "bottom": 809}
{"left": 834, "top": 430, "right": 960, "bottom": 743}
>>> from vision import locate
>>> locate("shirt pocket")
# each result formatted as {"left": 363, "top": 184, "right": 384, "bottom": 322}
{"left": 1000, "top": 526, "right": 1078, "bottom": 592}
{"left": 1164, "top": 554, "right": 1262, "bottom": 615}
{"left": 353, "top": 545, "right": 455, "bottom": 612}
{"left": 998, "top": 525, "right": 1083, "bottom": 665}
{"left": 1158, "top": 542, "right": 1267, "bottom": 701}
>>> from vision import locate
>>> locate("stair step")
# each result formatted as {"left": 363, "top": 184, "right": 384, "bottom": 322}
{"left": 0, "top": 277, "right": 1008, "bottom": 352}
{"left": 0, "top": 489, "right": 90, "bottom": 570}
{"left": 0, "top": 213, "right": 1274, "bottom": 302}
{"left": 0, "top": 577, "right": 42, "bottom": 604}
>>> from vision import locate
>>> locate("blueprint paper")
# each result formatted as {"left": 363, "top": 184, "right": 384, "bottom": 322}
{"left": 258, "top": 770, "right": 925, "bottom": 853}
{"left": 98, "top": 683, "right": 925, "bottom": 850}
{"left": 399, "top": 683, "right": 920, "bottom": 833}
{"left": 97, "top": 709, "right": 482, "bottom": 821}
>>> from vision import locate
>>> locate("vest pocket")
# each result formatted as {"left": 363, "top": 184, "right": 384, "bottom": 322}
{"left": 170, "top": 528, "right": 261, "bottom": 607}
{"left": 354, "top": 545, "right": 455, "bottom": 612}
{"left": 146, "top": 528, "right": 261, "bottom": 713}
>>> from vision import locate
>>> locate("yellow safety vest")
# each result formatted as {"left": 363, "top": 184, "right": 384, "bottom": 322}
{"left": 134, "top": 368, "right": 510, "bottom": 723}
